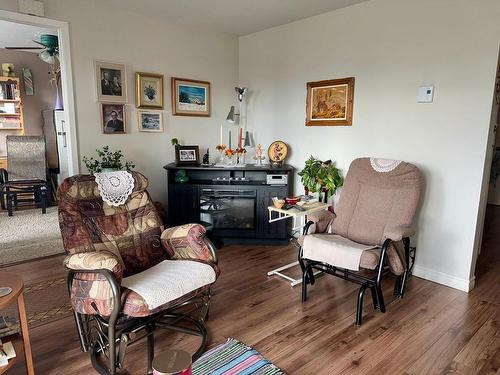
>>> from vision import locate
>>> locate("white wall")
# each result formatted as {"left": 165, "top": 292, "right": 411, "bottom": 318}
{"left": 0, "top": 0, "right": 239, "bottom": 202}
{"left": 239, "top": 0, "right": 500, "bottom": 291}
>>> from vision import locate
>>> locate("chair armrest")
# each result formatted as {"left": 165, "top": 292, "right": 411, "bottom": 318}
{"left": 383, "top": 225, "right": 416, "bottom": 242}
{"left": 306, "top": 210, "right": 335, "bottom": 234}
{"left": 161, "top": 224, "right": 217, "bottom": 264}
{"left": 64, "top": 251, "right": 123, "bottom": 282}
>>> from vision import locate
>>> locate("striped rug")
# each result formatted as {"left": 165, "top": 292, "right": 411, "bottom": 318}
{"left": 193, "top": 338, "right": 285, "bottom": 375}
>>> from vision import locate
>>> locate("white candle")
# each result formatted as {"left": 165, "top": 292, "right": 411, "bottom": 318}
{"left": 220, "top": 125, "right": 223, "bottom": 146}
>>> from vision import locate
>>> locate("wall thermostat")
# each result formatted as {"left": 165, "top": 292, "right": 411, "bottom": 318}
{"left": 418, "top": 85, "right": 434, "bottom": 103}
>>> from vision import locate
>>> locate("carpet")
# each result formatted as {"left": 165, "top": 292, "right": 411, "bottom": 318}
{"left": 0, "top": 276, "right": 72, "bottom": 337}
{"left": 193, "top": 338, "right": 285, "bottom": 375}
{"left": 0, "top": 206, "right": 65, "bottom": 266}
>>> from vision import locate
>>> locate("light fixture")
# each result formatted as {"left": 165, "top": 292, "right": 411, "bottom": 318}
{"left": 226, "top": 87, "right": 247, "bottom": 125}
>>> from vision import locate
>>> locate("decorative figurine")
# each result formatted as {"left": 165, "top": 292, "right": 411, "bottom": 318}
{"left": 254, "top": 144, "right": 266, "bottom": 166}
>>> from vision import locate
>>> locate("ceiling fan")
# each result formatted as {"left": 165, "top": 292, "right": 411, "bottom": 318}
{"left": 5, "top": 34, "right": 59, "bottom": 64}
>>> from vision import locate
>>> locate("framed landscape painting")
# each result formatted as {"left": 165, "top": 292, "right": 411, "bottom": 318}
{"left": 306, "top": 77, "right": 355, "bottom": 126}
{"left": 171, "top": 77, "right": 210, "bottom": 117}
{"left": 138, "top": 110, "right": 163, "bottom": 132}
{"left": 136, "top": 72, "right": 163, "bottom": 109}
{"left": 95, "top": 61, "right": 127, "bottom": 103}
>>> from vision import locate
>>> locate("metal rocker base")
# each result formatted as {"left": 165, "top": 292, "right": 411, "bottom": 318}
{"left": 89, "top": 312, "right": 208, "bottom": 375}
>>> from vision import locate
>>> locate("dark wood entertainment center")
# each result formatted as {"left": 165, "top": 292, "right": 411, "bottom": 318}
{"left": 164, "top": 163, "right": 294, "bottom": 244}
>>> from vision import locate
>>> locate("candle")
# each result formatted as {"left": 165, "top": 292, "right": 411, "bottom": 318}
{"left": 239, "top": 128, "right": 243, "bottom": 148}
{"left": 220, "top": 125, "right": 223, "bottom": 146}
{"left": 228, "top": 130, "right": 231, "bottom": 149}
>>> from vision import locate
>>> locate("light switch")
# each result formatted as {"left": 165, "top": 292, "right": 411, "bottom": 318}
{"left": 418, "top": 85, "right": 434, "bottom": 103}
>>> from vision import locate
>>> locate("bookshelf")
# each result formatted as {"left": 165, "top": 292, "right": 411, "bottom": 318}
{"left": 0, "top": 76, "right": 24, "bottom": 169}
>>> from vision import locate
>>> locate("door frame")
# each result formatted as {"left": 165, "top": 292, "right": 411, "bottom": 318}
{"left": 0, "top": 10, "right": 79, "bottom": 176}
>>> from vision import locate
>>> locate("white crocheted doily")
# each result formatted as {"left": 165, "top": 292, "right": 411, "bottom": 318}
{"left": 370, "top": 158, "right": 402, "bottom": 173}
{"left": 94, "top": 171, "right": 135, "bottom": 206}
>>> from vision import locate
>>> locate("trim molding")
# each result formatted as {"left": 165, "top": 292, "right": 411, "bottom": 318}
{"left": 413, "top": 265, "right": 475, "bottom": 292}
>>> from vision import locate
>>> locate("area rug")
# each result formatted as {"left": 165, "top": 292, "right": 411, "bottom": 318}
{"left": 0, "top": 276, "right": 72, "bottom": 337}
{"left": 193, "top": 338, "right": 285, "bottom": 375}
{"left": 0, "top": 206, "right": 65, "bottom": 266}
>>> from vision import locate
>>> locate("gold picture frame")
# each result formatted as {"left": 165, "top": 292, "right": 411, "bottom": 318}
{"left": 306, "top": 77, "right": 355, "bottom": 126}
{"left": 171, "top": 77, "right": 211, "bottom": 117}
{"left": 136, "top": 72, "right": 164, "bottom": 109}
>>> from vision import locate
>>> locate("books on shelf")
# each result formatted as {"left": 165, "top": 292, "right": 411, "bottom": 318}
{"left": 0, "top": 339, "right": 16, "bottom": 367}
{"left": 0, "top": 81, "right": 19, "bottom": 100}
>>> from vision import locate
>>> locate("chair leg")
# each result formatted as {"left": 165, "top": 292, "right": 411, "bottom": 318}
{"left": 399, "top": 238, "right": 412, "bottom": 297}
{"left": 146, "top": 324, "right": 155, "bottom": 375}
{"left": 201, "top": 293, "right": 211, "bottom": 322}
{"left": 108, "top": 323, "right": 117, "bottom": 375}
{"left": 306, "top": 264, "right": 315, "bottom": 285}
{"left": 375, "top": 281, "right": 386, "bottom": 313}
{"left": 370, "top": 286, "right": 379, "bottom": 310}
{"left": 301, "top": 271, "right": 308, "bottom": 302}
{"left": 356, "top": 283, "right": 370, "bottom": 326}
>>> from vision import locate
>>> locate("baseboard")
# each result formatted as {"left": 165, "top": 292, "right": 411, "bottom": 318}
{"left": 412, "top": 265, "right": 475, "bottom": 292}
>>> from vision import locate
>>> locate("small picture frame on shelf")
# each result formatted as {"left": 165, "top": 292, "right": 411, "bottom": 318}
{"left": 138, "top": 110, "right": 163, "bottom": 132}
{"left": 175, "top": 145, "right": 200, "bottom": 165}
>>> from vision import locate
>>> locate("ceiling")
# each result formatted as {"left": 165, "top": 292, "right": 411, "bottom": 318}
{"left": 0, "top": 20, "right": 56, "bottom": 52}
{"left": 102, "top": 0, "right": 369, "bottom": 35}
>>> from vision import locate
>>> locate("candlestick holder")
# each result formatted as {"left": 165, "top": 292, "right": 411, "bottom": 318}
{"left": 215, "top": 144, "right": 226, "bottom": 165}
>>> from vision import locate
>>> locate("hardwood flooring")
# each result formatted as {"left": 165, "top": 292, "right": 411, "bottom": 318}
{"left": 2, "top": 206, "right": 500, "bottom": 374}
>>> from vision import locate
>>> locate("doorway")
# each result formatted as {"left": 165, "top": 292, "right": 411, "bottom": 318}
{"left": 0, "top": 11, "right": 78, "bottom": 266}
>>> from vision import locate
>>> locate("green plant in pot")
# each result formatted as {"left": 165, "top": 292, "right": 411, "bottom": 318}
{"left": 83, "top": 145, "right": 135, "bottom": 174}
{"left": 298, "top": 156, "right": 343, "bottom": 202}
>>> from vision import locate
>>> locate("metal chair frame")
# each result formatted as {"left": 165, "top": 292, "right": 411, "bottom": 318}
{"left": 299, "top": 221, "right": 415, "bottom": 325}
{"left": 67, "top": 238, "right": 217, "bottom": 375}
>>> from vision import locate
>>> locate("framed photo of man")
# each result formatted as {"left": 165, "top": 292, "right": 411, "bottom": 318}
{"left": 95, "top": 61, "right": 127, "bottom": 103}
{"left": 101, "top": 103, "right": 126, "bottom": 134}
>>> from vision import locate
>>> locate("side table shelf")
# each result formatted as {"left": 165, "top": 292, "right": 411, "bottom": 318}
{"left": 0, "top": 273, "right": 34, "bottom": 375}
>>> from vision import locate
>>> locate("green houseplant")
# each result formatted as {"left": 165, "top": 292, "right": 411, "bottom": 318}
{"left": 82, "top": 146, "right": 135, "bottom": 174}
{"left": 298, "top": 156, "right": 343, "bottom": 201}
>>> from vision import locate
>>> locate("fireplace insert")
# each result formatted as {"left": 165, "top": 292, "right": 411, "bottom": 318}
{"left": 200, "top": 188, "right": 256, "bottom": 236}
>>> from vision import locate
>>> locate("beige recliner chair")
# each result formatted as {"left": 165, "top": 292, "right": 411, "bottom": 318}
{"left": 299, "top": 157, "right": 423, "bottom": 325}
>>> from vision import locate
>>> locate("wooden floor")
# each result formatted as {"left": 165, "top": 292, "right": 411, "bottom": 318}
{"left": 3, "top": 205, "right": 500, "bottom": 374}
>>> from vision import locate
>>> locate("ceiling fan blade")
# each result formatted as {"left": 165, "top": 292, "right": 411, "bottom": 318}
{"left": 32, "top": 40, "right": 46, "bottom": 47}
{"left": 5, "top": 47, "right": 43, "bottom": 50}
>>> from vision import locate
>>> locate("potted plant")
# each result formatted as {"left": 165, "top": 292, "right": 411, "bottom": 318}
{"left": 298, "top": 156, "right": 343, "bottom": 202}
{"left": 82, "top": 146, "right": 135, "bottom": 174}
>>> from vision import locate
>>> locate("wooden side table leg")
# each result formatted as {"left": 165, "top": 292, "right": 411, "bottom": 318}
{"left": 17, "top": 293, "right": 34, "bottom": 375}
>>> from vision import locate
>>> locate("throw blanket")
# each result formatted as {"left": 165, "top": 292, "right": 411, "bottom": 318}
{"left": 94, "top": 171, "right": 134, "bottom": 206}
{"left": 302, "top": 234, "right": 377, "bottom": 271}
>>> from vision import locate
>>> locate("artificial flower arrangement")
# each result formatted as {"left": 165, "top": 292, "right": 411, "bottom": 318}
{"left": 224, "top": 148, "right": 235, "bottom": 158}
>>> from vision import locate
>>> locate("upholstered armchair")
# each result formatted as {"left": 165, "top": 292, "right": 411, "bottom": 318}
{"left": 299, "top": 158, "right": 422, "bottom": 325}
{"left": 57, "top": 172, "right": 219, "bottom": 375}
{"left": 0, "top": 135, "right": 50, "bottom": 216}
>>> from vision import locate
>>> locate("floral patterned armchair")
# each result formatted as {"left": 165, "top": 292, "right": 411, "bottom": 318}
{"left": 57, "top": 172, "right": 219, "bottom": 375}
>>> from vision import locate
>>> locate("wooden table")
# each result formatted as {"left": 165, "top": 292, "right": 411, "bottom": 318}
{"left": 0, "top": 273, "right": 34, "bottom": 374}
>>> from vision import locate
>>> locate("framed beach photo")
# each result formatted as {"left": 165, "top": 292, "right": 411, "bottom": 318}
{"left": 101, "top": 103, "right": 126, "bottom": 134}
{"left": 306, "top": 77, "right": 355, "bottom": 126}
{"left": 95, "top": 61, "right": 127, "bottom": 103}
{"left": 138, "top": 110, "right": 163, "bottom": 132}
{"left": 171, "top": 77, "right": 210, "bottom": 117}
{"left": 175, "top": 145, "right": 200, "bottom": 165}
{"left": 136, "top": 72, "right": 164, "bottom": 109}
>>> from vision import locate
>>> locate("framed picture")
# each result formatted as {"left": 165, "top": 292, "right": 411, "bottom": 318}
{"left": 175, "top": 145, "right": 200, "bottom": 165}
{"left": 101, "top": 103, "right": 126, "bottom": 134}
{"left": 136, "top": 72, "right": 164, "bottom": 109}
{"left": 138, "top": 110, "right": 163, "bottom": 132}
{"left": 306, "top": 77, "right": 355, "bottom": 126}
{"left": 171, "top": 77, "right": 210, "bottom": 117}
{"left": 95, "top": 61, "right": 127, "bottom": 103}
